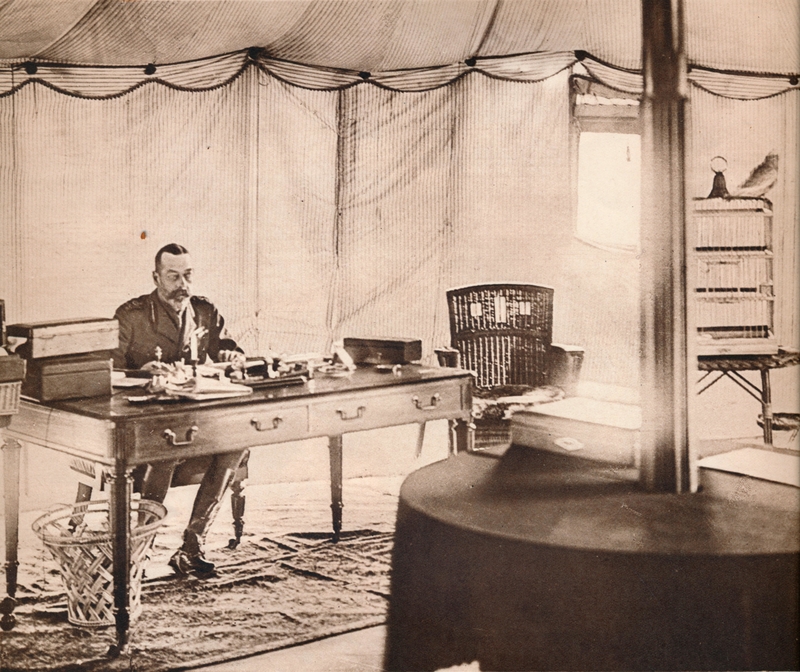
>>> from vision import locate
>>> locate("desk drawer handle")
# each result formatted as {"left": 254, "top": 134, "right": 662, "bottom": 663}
{"left": 336, "top": 406, "right": 366, "bottom": 421}
{"left": 163, "top": 426, "right": 199, "bottom": 447}
{"left": 412, "top": 393, "right": 440, "bottom": 411}
{"left": 251, "top": 417, "right": 283, "bottom": 432}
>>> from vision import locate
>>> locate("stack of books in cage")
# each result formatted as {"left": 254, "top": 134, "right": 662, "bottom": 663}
{"left": 694, "top": 197, "right": 777, "bottom": 356}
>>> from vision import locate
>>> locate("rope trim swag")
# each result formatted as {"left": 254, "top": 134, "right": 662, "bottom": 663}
{"left": 1, "top": 49, "right": 799, "bottom": 100}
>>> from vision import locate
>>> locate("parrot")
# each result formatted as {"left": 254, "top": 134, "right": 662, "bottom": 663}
{"left": 733, "top": 152, "right": 778, "bottom": 198}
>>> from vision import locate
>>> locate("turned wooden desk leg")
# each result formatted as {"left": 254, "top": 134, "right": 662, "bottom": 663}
{"left": 1, "top": 435, "right": 21, "bottom": 631}
{"left": 106, "top": 462, "right": 133, "bottom": 657}
{"left": 329, "top": 435, "right": 343, "bottom": 542}
{"left": 760, "top": 369, "right": 773, "bottom": 448}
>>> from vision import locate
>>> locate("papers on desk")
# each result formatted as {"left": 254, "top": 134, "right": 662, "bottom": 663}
{"left": 113, "top": 378, "right": 150, "bottom": 388}
{"left": 111, "top": 371, "right": 149, "bottom": 388}
{"left": 117, "top": 353, "right": 326, "bottom": 401}
{"left": 125, "top": 373, "right": 253, "bottom": 403}
{"left": 164, "top": 375, "right": 254, "bottom": 400}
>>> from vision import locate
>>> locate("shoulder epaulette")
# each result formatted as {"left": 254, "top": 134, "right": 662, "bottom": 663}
{"left": 115, "top": 294, "right": 151, "bottom": 315}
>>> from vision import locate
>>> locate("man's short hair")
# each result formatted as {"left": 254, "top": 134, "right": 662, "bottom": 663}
{"left": 155, "top": 243, "right": 189, "bottom": 270}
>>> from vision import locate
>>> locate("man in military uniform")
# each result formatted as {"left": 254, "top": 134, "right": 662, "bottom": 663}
{"left": 112, "top": 243, "right": 246, "bottom": 576}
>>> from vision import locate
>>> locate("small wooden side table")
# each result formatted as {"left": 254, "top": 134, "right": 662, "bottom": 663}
{"left": 697, "top": 348, "right": 800, "bottom": 448}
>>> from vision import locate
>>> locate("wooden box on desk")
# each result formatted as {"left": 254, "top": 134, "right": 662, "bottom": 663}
{"left": 343, "top": 337, "right": 422, "bottom": 365}
{"left": 7, "top": 318, "right": 118, "bottom": 359}
{"left": 22, "top": 354, "right": 112, "bottom": 401}
{"left": 511, "top": 397, "right": 641, "bottom": 467}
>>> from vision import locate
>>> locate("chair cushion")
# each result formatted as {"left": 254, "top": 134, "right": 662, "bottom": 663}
{"left": 473, "top": 385, "right": 564, "bottom": 421}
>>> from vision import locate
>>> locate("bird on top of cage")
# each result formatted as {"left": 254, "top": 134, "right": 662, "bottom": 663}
{"left": 733, "top": 151, "right": 778, "bottom": 198}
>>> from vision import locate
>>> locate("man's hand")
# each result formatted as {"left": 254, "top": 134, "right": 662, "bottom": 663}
{"left": 140, "top": 360, "right": 172, "bottom": 375}
{"left": 218, "top": 350, "right": 246, "bottom": 368}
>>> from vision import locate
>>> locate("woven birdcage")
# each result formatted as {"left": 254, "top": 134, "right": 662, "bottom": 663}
{"left": 32, "top": 498, "right": 166, "bottom": 627}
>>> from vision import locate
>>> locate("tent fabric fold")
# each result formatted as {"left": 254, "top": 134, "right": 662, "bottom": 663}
{"left": 1, "top": 0, "right": 797, "bottom": 76}
{"left": 0, "top": 53, "right": 249, "bottom": 99}
{"left": 1, "top": 49, "right": 797, "bottom": 101}
{"left": 3, "top": 0, "right": 795, "bottom": 75}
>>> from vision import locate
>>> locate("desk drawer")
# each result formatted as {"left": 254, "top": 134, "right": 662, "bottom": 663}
{"left": 310, "top": 382, "right": 465, "bottom": 436}
{"left": 131, "top": 404, "right": 308, "bottom": 461}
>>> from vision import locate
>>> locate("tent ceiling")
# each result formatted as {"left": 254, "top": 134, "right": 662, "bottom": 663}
{"left": 0, "top": 0, "right": 797, "bottom": 75}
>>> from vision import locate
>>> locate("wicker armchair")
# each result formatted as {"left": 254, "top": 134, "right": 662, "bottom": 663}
{"left": 437, "top": 283, "right": 584, "bottom": 448}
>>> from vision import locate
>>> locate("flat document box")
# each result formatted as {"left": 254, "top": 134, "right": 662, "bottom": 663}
{"left": 8, "top": 318, "right": 118, "bottom": 359}
{"left": 22, "top": 354, "right": 112, "bottom": 401}
{"left": 343, "top": 337, "right": 422, "bottom": 365}
{"left": 511, "top": 397, "right": 641, "bottom": 467}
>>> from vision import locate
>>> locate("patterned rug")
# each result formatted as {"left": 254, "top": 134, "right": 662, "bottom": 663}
{"left": 0, "top": 477, "right": 400, "bottom": 672}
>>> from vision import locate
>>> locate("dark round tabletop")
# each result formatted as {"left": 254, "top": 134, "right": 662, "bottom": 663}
{"left": 384, "top": 446, "right": 799, "bottom": 671}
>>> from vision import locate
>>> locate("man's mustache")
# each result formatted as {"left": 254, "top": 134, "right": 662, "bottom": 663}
{"left": 167, "top": 288, "right": 190, "bottom": 300}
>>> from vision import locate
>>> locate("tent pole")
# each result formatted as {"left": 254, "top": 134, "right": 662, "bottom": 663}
{"left": 325, "top": 88, "right": 349, "bottom": 351}
{"left": 639, "top": 0, "right": 692, "bottom": 492}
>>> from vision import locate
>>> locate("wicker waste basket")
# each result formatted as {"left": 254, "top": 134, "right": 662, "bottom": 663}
{"left": 0, "top": 380, "right": 22, "bottom": 415}
{"left": 32, "top": 498, "right": 166, "bottom": 627}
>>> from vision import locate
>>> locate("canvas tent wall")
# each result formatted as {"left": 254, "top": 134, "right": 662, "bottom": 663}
{"left": 0, "top": 0, "right": 798, "bottom": 434}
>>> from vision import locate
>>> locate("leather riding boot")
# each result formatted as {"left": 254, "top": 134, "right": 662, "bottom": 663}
{"left": 169, "top": 454, "right": 241, "bottom": 576}
{"left": 137, "top": 461, "right": 178, "bottom": 526}
{"left": 169, "top": 529, "right": 216, "bottom": 575}
{"left": 186, "top": 465, "right": 237, "bottom": 542}
{"left": 139, "top": 461, "right": 178, "bottom": 504}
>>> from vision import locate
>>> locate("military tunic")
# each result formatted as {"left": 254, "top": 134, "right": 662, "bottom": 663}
{"left": 111, "top": 290, "right": 241, "bottom": 370}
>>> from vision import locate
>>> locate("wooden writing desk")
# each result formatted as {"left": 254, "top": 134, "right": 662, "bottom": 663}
{"left": 1, "top": 365, "right": 474, "bottom": 654}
